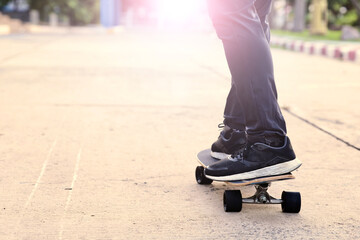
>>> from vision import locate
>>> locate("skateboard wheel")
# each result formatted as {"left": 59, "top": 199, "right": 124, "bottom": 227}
{"left": 195, "top": 166, "right": 213, "bottom": 185}
{"left": 223, "top": 190, "right": 242, "bottom": 212}
{"left": 281, "top": 191, "right": 301, "bottom": 213}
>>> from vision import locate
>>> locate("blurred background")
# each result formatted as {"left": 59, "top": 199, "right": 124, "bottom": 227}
{"left": 0, "top": 0, "right": 360, "bottom": 38}
{"left": 1, "top": 1, "right": 360, "bottom": 239}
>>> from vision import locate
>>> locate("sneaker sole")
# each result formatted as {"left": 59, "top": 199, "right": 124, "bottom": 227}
{"left": 210, "top": 151, "right": 230, "bottom": 160}
{"left": 205, "top": 159, "right": 302, "bottom": 181}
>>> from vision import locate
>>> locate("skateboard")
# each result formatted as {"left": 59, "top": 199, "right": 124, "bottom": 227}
{"left": 195, "top": 149, "right": 301, "bottom": 213}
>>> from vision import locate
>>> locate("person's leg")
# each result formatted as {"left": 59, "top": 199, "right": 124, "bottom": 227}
{"left": 207, "top": 0, "right": 286, "bottom": 142}
{"left": 205, "top": 0, "right": 301, "bottom": 180}
{"left": 208, "top": 0, "right": 247, "bottom": 160}
{"left": 255, "top": 0, "right": 272, "bottom": 43}
{"left": 217, "top": 0, "right": 272, "bottom": 131}
{"left": 208, "top": 0, "right": 272, "bottom": 159}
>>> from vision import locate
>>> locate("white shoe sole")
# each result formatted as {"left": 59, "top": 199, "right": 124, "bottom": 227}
{"left": 210, "top": 151, "right": 230, "bottom": 160}
{"left": 205, "top": 158, "right": 302, "bottom": 181}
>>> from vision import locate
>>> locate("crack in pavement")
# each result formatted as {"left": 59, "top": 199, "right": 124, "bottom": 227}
{"left": 283, "top": 107, "right": 360, "bottom": 151}
{"left": 196, "top": 61, "right": 360, "bottom": 151}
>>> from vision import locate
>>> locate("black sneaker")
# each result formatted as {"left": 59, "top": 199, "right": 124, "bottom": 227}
{"left": 211, "top": 124, "right": 246, "bottom": 160}
{"left": 205, "top": 136, "right": 302, "bottom": 181}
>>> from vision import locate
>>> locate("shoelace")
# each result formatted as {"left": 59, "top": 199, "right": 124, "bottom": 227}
{"left": 218, "top": 123, "right": 225, "bottom": 129}
{"left": 230, "top": 144, "right": 250, "bottom": 160}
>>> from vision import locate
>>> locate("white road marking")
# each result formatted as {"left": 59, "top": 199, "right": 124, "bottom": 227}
{"left": 24, "top": 138, "right": 57, "bottom": 208}
{"left": 58, "top": 147, "right": 82, "bottom": 240}
{"left": 13, "top": 138, "right": 58, "bottom": 239}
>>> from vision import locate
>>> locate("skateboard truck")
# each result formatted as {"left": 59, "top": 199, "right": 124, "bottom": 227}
{"left": 242, "top": 184, "right": 282, "bottom": 204}
{"left": 222, "top": 183, "right": 301, "bottom": 213}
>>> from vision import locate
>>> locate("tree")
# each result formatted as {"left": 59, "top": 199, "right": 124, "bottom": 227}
{"left": 328, "top": 0, "right": 360, "bottom": 27}
{"left": 0, "top": 0, "right": 12, "bottom": 9}
{"left": 294, "top": 0, "right": 307, "bottom": 31}
{"left": 28, "top": 0, "right": 99, "bottom": 25}
{"left": 349, "top": 0, "right": 360, "bottom": 25}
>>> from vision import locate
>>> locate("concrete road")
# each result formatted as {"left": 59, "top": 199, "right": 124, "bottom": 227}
{"left": 0, "top": 29, "right": 359, "bottom": 239}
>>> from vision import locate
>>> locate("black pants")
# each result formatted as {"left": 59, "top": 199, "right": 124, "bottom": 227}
{"left": 207, "top": 0, "right": 287, "bottom": 140}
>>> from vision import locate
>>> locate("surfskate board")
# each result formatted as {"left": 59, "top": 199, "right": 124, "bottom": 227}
{"left": 195, "top": 149, "right": 301, "bottom": 213}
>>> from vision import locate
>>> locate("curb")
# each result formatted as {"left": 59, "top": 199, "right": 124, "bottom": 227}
{"left": 271, "top": 36, "right": 360, "bottom": 64}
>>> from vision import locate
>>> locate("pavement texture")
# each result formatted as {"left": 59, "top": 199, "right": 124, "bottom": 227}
{"left": 0, "top": 29, "right": 360, "bottom": 239}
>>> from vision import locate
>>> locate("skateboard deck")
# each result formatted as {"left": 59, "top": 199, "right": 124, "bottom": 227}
{"left": 197, "top": 149, "right": 295, "bottom": 186}
{"left": 195, "top": 148, "right": 301, "bottom": 213}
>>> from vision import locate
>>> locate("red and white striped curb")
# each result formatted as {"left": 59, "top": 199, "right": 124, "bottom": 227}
{"left": 271, "top": 36, "right": 360, "bottom": 64}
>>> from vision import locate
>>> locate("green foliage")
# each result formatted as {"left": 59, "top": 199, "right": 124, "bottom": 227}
{"left": 328, "top": 0, "right": 360, "bottom": 27}
{"left": 272, "top": 29, "right": 344, "bottom": 41}
{"left": 335, "top": 9, "right": 359, "bottom": 25}
{"left": 0, "top": 0, "right": 12, "bottom": 9}
{"left": 28, "top": 0, "right": 99, "bottom": 25}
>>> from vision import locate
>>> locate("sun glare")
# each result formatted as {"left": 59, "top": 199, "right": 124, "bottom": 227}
{"left": 156, "top": 0, "right": 206, "bottom": 25}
